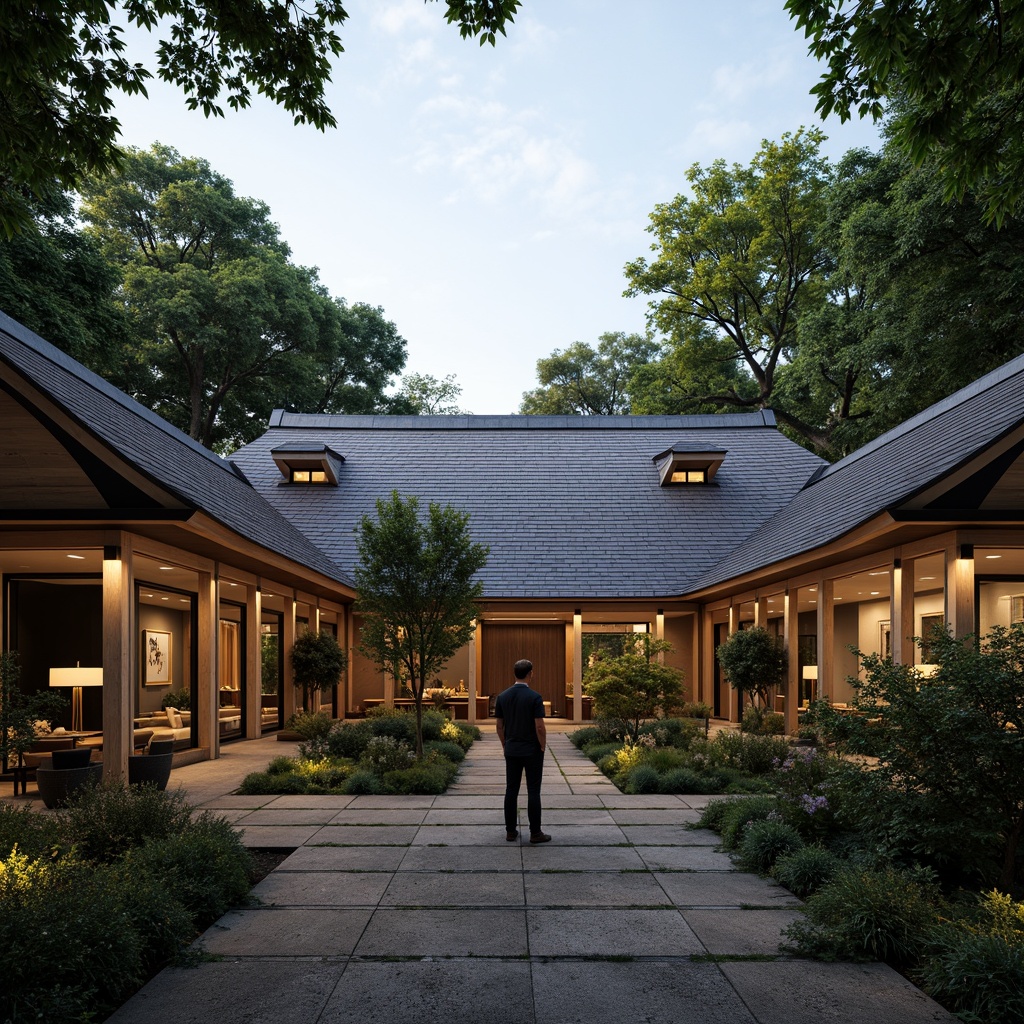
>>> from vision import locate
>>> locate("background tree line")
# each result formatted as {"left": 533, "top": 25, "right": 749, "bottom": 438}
{"left": 522, "top": 127, "right": 1024, "bottom": 460}
{"left": 0, "top": 143, "right": 465, "bottom": 452}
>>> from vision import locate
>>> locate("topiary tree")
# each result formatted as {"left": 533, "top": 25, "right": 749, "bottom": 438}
{"left": 716, "top": 626, "right": 786, "bottom": 727}
{"left": 291, "top": 628, "right": 347, "bottom": 713}
{"left": 583, "top": 637, "right": 683, "bottom": 745}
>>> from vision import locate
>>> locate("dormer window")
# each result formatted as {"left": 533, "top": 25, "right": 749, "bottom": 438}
{"left": 272, "top": 444, "right": 343, "bottom": 486}
{"left": 653, "top": 448, "right": 726, "bottom": 486}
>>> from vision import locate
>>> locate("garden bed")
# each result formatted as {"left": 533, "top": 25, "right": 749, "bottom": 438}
{"left": 239, "top": 707, "right": 480, "bottom": 796}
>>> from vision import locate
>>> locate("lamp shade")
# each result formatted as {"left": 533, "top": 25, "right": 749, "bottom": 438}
{"left": 801, "top": 665, "right": 818, "bottom": 680}
{"left": 49, "top": 667, "right": 104, "bottom": 688}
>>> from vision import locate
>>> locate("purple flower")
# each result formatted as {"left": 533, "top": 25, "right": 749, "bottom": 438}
{"left": 799, "top": 794, "right": 829, "bottom": 814}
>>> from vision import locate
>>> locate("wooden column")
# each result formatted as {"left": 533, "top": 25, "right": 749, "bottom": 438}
{"left": 948, "top": 542, "right": 975, "bottom": 638}
{"left": 245, "top": 586, "right": 261, "bottom": 738}
{"left": 784, "top": 588, "right": 799, "bottom": 735}
{"left": 726, "top": 604, "right": 740, "bottom": 722}
{"left": 700, "top": 610, "right": 714, "bottom": 708}
{"left": 467, "top": 619, "right": 478, "bottom": 724}
{"left": 655, "top": 608, "right": 665, "bottom": 664}
{"left": 819, "top": 578, "right": 834, "bottom": 704}
{"left": 197, "top": 571, "right": 217, "bottom": 756}
{"left": 572, "top": 610, "right": 583, "bottom": 724}
{"left": 282, "top": 594, "right": 297, "bottom": 720}
{"left": 345, "top": 605, "right": 355, "bottom": 716}
{"left": 689, "top": 613, "right": 700, "bottom": 706}
{"left": 102, "top": 542, "right": 132, "bottom": 782}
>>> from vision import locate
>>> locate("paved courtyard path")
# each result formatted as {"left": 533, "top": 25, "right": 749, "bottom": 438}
{"left": 108, "top": 731, "right": 954, "bottom": 1024}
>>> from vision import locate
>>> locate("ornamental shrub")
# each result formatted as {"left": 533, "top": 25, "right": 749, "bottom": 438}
{"left": 570, "top": 725, "right": 613, "bottom": 749}
{"left": 345, "top": 769, "right": 384, "bottom": 795}
{"left": 239, "top": 770, "right": 303, "bottom": 795}
{"left": 383, "top": 758, "right": 456, "bottom": 795}
{"left": 719, "top": 796, "right": 780, "bottom": 851}
{"left": 625, "top": 764, "right": 661, "bottom": 794}
{"left": 285, "top": 709, "right": 333, "bottom": 741}
{"left": 697, "top": 798, "right": 734, "bottom": 831}
{"left": 772, "top": 845, "right": 841, "bottom": 898}
{"left": 738, "top": 819, "right": 804, "bottom": 873}
{"left": 424, "top": 739, "right": 466, "bottom": 763}
{"left": 318, "top": 719, "right": 374, "bottom": 760}
{"left": 0, "top": 803, "right": 64, "bottom": 859}
{"left": 783, "top": 865, "right": 940, "bottom": 964}
{"left": 267, "top": 755, "right": 297, "bottom": 775}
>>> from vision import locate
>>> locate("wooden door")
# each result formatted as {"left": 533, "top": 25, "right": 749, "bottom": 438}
{"left": 481, "top": 624, "right": 566, "bottom": 715}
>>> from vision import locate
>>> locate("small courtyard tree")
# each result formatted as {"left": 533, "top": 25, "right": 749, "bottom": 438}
{"left": 584, "top": 637, "right": 683, "bottom": 744}
{"left": 716, "top": 626, "right": 786, "bottom": 727}
{"left": 291, "top": 628, "right": 347, "bottom": 714}
{"left": 354, "top": 491, "right": 488, "bottom": 758}
{"left": 0, "top": 650, "right": 66, "bottom": 773}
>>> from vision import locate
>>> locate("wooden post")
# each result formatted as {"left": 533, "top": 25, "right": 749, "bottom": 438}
{"left": 572, "top": 610, "right": 583, "bottom": 724}
{"left": 784, "top": 588, "right": 799, "bottom": 735}
{"left": 102, "top": 541, "right": 132, "bottom": 782}
{"left": 949, "top": 542, "right": 975, "bottom": 638}
{"left": 197, "top": 570, "right": 217, "bottom": 756}
{"left": 467, "top": 619, "right": 477, "bottom": 724}
{"left": 819, "top": 579, "right": 834, "bottom": 704}
{"left": 282, "top": 594, "right": 297, "bottom": 720}
{"left": 245, "top": 585, "right": 261, "bottom": 738}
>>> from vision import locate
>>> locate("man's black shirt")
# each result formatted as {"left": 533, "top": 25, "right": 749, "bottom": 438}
{"left": 494, "top": 682, "right": 545, "bottom": 757}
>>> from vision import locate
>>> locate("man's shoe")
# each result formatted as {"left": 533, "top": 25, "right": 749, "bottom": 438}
{"left": 506, "top": 830, "right": 519, "bottom": 842}
{"left": 529, "top": 832, "right": 552, "bottom": 844}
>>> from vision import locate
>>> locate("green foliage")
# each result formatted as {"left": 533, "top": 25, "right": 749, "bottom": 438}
{"left": 423, "top": 739, "right": 466, "bottom": 763}
{"left": 239, "top": 770, "right": 301, "bottom": 795}
{"left": 123, "top": 815, "right": 251, "bottom": 926}
{"left": 344, "top": 769, "right": 384, "bottom": 795}
{"left": 382, "top": 756, "right": 458, "bottom": 795}
{"left": 658, "top": 767, "right": 729, "bottom": 795}
{"left": 772, "top": 845, "right": 841, "bottom": 898}
{"left": 519, "top": 332, "right": 661, "bottom": 414}
{"left": 921, "top": 890, "right": 1024, "bottom": 1023}
{"left": 291, "top": 630, "right": 346, "bottom": 713}
{"left": 718, "top": 796, "right": 781, "bottom": 851}
{"left": 707, "top": 732, "right": 791, "bottom": 776}
{"left": 786, "top": 0, "right": 1024, "bottom": 226}
{"left": 57, "top": 782, "right": 195, "bottom": 863}
{"left": 267, "top": 755, "right": 298, "bottom": 776}
{"left": 584, "top": 637, "right": 684, "bottom": 744}
{"left": 624, "top": 764, "right": 661, "bottom": 795}
{"left": 738, "top": 819, "right": 805, "bottom": 874}
{"left": 0, "top": 804, "right": 64, "bottom": 860}
{"left": 160, "top": 689, "right": 191, "bottom": 710}
{"left": 0, "top": 650, "right": 67, "bottom": 771}
{"left": 830, "top": 627, "right": 1024, "bottom": 890}
{"left": 698, "top": 798, "right": 737, "bottom": 833}
{"left": 285, "top": 709, "right": 334, "bottom": 741}
{"left": 638, "top": 717, "right": 701, "bottom": 749}
{"left": 397, "top": 372, "right": 466, "bottom": 414}
{"left": 314, "top": 719, "right": 374, "bottom": 760}
{"left": 569, "top": 725, "right": 615, "bottom": 749}
{"left": 772, "top": 746, "right": 840, "bottom": 842}
{"left": 359, "top": 735, "right": 415, "bottom": 776}
{"left": 783, "top": 865, "right": 940, "bottom": 964}
{"left": 355, "top": 491, "right": 488, "bottom": 757}
{"left": 716, "top": 627, "right": 786, "bottom": 708}
{"left": 742, "top": 708, "right": 786, "bottom": 735}
{"left": 78, "top": 144, "right": 408, "bottom": 450}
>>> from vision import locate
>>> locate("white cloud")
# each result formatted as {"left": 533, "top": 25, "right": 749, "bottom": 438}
{"left": 371, "top": 0, "right": 436, "bottom": 35}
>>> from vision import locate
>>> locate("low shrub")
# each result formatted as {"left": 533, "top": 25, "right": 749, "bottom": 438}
{"left": 239, "top": 770, "right": 302, "bottom": 795}
{"left": 424, "top": 739, "right": 465, "bottom": 763}
{"left": 442, "top": 719, "right": 479, "bottom": 750}
{"left": 0, "top": 851, "right": 148, "bottom": 1022}
{"left": 697, "top": 798, "right": 735, "bottom": 832}
{"left": 570, "top": 725, "right": 613, "bottom": 749}
{"left": 364, "top": 707, "right": 416, "bottom": 743}
{"left": 772, "top": 845, "right": 841, "bottom": 898}
{"left": 345, "top": 769, "right": 383, "bottom": 795}
{"left": 737, "top": 819, "right": 804, "bottom": 873}
{"left": 783, "top": 865, "right": 940, "bottom": 964}
{"left": 57, "top": 783, "right": 195, "bottom": 863}
{"left": 284, "top": 709, "right": 333, "bottom": 741}
{"left": 359, "top": 735, "right": 415, "bottom": 775}
{"left": 0, "top": 803, "right": 64, "bottom": 859}
{"left": 719, "top": 796, "right": 780, "bottom": 851}
{"left": 267, "top": 755, "right": 297, "bottom": 775}
{"left": 123, "top": 814, "right": 251, "bottom": 926}
{"left": 624, "top": 764, "right": 661, "bottom": 794}
{"left": 659, "top": 768, "right": 703, "bottom": 794}
{"left": 638, "top": 717, "right": 701, "bottom": 749}
{"left": 585, "top": 741, "right": 622, "bottom": 763}
{"left": 382, "top": 758, "right": 457, "bottom": 795}
{"left": 316, "top": 719, "right": 374, "bottom": 760}
{"left": 676, "top": 701, "right": 712, "bottom": 720}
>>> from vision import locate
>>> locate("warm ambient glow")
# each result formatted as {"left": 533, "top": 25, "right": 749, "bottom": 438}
{"left": 66, "top": 553, "right": 85, "bottom": 560}
{"left": 669, "top": 469, "right": 706, "bottom": 484}
{"left": 291, "top": 469, "right": 328, "bottom": 483}
{"left": 802, "top": 665, "right": 818, "bottom": 680}
{"left": 49, "top": 664, "right": 103, "bottom": 732}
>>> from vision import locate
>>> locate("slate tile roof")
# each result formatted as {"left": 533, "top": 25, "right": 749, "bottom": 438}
{"left": 231, "top": 411, "right": 825, "bottom": 599}
{"left": 0, "top": 312, "right": 351, "bottom": 587}
{"left": 693, "top": 351, "right": 1024, "bottom": 592}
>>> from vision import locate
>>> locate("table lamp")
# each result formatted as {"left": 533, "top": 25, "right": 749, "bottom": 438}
{"left": 49, "top": 663, "right": 103, "bottom": 732}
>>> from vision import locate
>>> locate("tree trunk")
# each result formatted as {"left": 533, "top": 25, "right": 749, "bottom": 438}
{"left": 998, "top": 812, "right": 1023, "bottom": 892}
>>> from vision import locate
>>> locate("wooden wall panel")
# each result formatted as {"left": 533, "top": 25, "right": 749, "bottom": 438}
{"left": 481, "top": 624, "right": 566, "bottom": 715}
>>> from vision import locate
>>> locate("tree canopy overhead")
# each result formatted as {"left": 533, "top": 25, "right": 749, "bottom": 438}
{"left": 79, "top": 143, "right": 408, "bottom": 451}
{"left": 786, "top": 0, "right": 1024, "bottom": 226}
{"left": 0, "top": 0, "right": 521, "bottom": 236}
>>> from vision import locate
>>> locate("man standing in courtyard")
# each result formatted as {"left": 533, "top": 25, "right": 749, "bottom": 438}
{"left": 495, "top": 658, "right": 551, "bottom": 844}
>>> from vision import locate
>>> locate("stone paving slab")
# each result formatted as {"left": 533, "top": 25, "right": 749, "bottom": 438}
{"left": 235, "top": 825, "right": 324, "bottom": 848}
{"left": 524, "top": 870, "right": 673, "bottom": 907}
{"left": 252, "top": 871, "right": 392, "bottom": 907}
{"left": 527, "top": 908, "right": 704, "bottom": 956}
{"left": 719, "top": 962, "right": 957, "bottom": 1024}
{"left": 536, "top": 809, "right": 616, "bottom": 825}
{"left": 422, "top": 808, "right": 504, "bottom": 825}
{"left": 636, "top": 845, "right": 737, "bottom": 871}
{"left": 532, "top": 961, "right": 758, "bottom": 1024}
{"left": 517, "top": 844, "right": 647, "bottom": 872}
{"left": 599, "top": 794, "right": 687, "bottom": 807}
{"left": 411, "top": 824, "right": 513, "bottom": 846}
{"left": 309, "top": 825, "right": 418, "bottom": 846}
{"left": 328, "top": 808, "right": 428, "bottom": 825}
{"left": 200, "top": 907, "right": 372, "bottom": 956}
{"left": 681, "top": 907, "right": 805, "bottom": 954}
{"left": 236, "top": 807, "right": 339, "bottom": 826}
{"left": 608, "top": 808, "right": 702, "bottom": 825}
{"left": 527, "top": 823, "right": 629, "bottom": 845}
{"left": 319, "top": 960, "right": 533, "bottom": 1024}
{"left": 199, "top": 794, "right": 276, "bottom": 809}
{"left": 265, "top": 794, "right": 355, "bottom": 809}
{"left": 346, "top": 795, "right": 436, "bottom": 808}
{"left": 619, "top": 823, "right": 711, "bottom": 845}
{"left": 106, "top": 960, "right": 346, "bottom": 1024}
{"left": 398, "top": 845, "right": 523, "bottom": 872}
{"left": 655, "top": 871, "right": 802, "bottom": 908}
{"left": 278, "top": 846, "right": 407, "bottom": 872}
{"left": 354, "top": 908, "right": 528, "bottom": 956}
{"left": 381, "top": 871, "right": 524, "bottom": 906}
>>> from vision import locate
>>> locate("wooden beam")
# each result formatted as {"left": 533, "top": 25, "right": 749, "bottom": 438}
{"left": 102, "top": 539, "right": 132, "bottom": 782}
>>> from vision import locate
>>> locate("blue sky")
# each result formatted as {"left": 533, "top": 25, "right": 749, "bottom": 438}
{"left": 110, "top": 0, "right": 884, "bottom": 414}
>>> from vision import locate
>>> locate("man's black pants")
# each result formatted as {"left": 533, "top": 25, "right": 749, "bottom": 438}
{"left": 504, "top": 750, "right": 544, "bottom": 835}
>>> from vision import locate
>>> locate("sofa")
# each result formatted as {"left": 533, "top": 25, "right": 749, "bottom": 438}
{"left": 134, "top": 708, "right": 192, "bottom": 750}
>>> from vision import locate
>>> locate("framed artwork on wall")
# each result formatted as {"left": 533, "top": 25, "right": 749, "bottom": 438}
{"left": 919, "top": 614, "right": 944, "bottom": 664}
{"left": 143, "top": 629, "right": 171, "bottom": 685}
{"left": 1011, "top": 596, "right": 1024, "bottom": 625}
